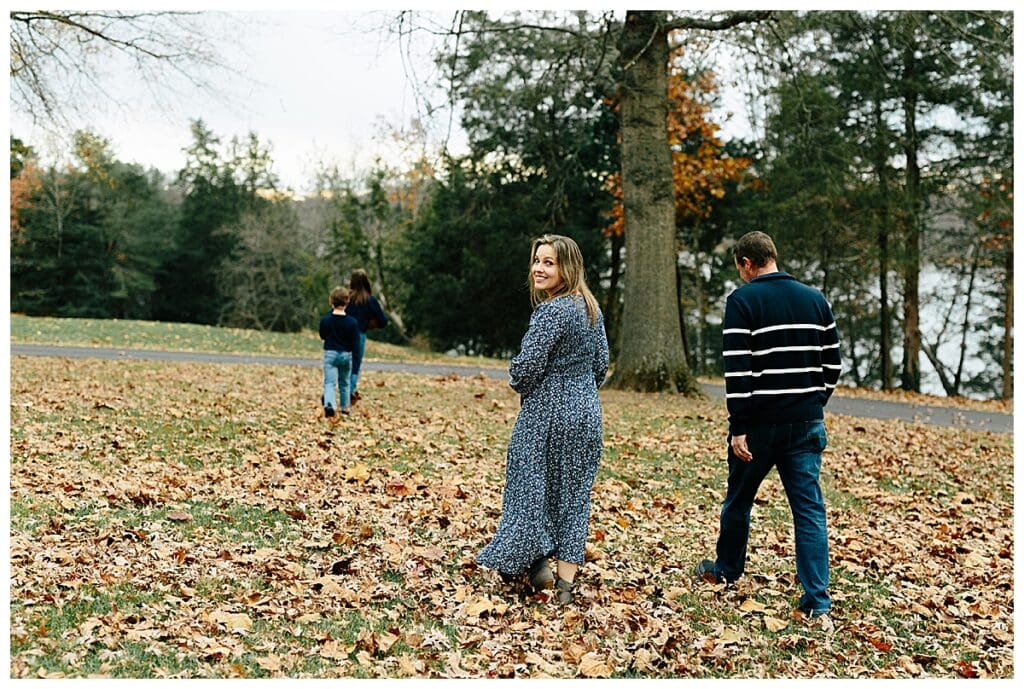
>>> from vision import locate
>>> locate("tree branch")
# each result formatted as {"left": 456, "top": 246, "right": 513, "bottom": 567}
{"left": 664, "top": 10, "right": 774, "bottom": 32}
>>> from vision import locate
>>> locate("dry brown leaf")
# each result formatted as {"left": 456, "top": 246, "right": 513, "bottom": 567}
{"left": 578, "top": 651, "right": 612, "bottom": 678}
{"left": 209, "top": 610, "right": 253, "bottom": 632}
{"left": 320, "top": 640, "right": 353, "bottom": 660}
{"left": 256, "top": 655, "right": 282, "bottom": 672}
{"left": 344, "top": 463, "right": 370, "bottom": 483}
{"left": 396, "top": 654, "right": 420, "bottom": 677}
{"left": 716, "top": 628, "right": 744, "bottom": 646}
{"left": 739, "top": 598, "right": 768, "bottom": 614}
{"left": 463, "top": 596, "right": 492, "bottom": 618}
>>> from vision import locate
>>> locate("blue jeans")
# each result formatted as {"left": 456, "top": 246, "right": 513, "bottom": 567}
{"left": 350, "top": 330, "right": 367, "bottom": 394}
{"left": 714, "top": 420, "right": 831, "bottom": 614}
{"left": 323, "top": 350, "right": 353, "bottom": 410}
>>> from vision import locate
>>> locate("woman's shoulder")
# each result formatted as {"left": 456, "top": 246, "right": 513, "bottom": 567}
{"left": 534, "top": 294, "right": 598, "bottom": 325}
{"left": 533, "top": 295, "right": 574, "bottom": 317}
{"left": 547, "top": 294, "right": 600, "bottom": 317}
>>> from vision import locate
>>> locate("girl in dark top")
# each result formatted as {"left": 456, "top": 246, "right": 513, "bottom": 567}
{"left": 318, "top": 286, "right": 361, "bottom": 418}
{"left": 346, "top": 269, "right": 388, "bottom": 401}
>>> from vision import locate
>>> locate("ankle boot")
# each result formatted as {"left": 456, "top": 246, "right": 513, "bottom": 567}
{"left": 528, "top": 557, "right": 554, "bottom": 590}
{"left": 555, "top": 577, "right": 574, "bottom": 604}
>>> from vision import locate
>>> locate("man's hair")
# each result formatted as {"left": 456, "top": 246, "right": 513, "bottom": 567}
{"left": 733, "top": 231, "right": 778, "bottom": 267}
{"left": 329, "top": 286, "right": 350, "bottom": 308}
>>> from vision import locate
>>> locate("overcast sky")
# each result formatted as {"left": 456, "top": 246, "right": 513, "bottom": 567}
{"left": 8, "top": 2, "right": 1014, "bottom": 193}
{"left": 9, "top": 8, "right": 465, "bottom": 192}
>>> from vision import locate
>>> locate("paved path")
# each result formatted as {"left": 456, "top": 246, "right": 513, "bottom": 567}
{"left": 10, "top": 343, "right": 1012, "bottom": 434}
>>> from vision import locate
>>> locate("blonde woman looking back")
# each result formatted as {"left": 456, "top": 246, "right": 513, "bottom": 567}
{"left": 477, "top": 234, "right": 609, "bottom": 604}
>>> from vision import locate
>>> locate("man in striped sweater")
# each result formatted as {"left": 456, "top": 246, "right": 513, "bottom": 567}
{"left": 695, "top": 231, "right": 842, "bottom": 620}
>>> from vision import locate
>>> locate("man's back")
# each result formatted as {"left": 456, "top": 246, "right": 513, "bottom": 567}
{"left": 723, "top": 272, "right": 842, "bottom": 435}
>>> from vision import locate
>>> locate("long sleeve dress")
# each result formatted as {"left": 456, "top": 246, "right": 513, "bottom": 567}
{"left": 476, "top": 294, "right": 610, "bottom": 575}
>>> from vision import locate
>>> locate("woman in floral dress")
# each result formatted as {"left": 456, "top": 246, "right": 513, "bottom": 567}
{"left": 477, "top": 234, "right": 609, "bottom": 603}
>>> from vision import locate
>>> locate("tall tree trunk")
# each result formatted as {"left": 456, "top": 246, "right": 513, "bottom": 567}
{"left": 676, "top": 259, "right": 691, "bottom": 370}
{"left": 1003, "top": 239, "right": 1013, "bottom": 401}
{"left": 608, "top": 10, "right": 699, "bottom": 394}
{"left": 879, "top": 224, "right": 893, "bottom": 390}
{"left": 899, "top": 34, "right": 922, "bottom": 392}
{"left": 872, "top": 92, "right": 894, "bottom": 390}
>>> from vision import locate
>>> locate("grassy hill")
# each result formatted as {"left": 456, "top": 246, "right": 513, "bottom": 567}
{"left": 9, "top": 314, "right": 508, "bottom": 367}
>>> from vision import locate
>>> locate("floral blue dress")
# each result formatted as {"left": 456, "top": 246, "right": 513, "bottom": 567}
{"left": 477, "top": 295, "right": 609, "bottom": 575}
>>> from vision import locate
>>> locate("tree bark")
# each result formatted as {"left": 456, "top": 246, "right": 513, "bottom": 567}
{"left": 604, "top": 230, "right": 624, "bottom": 358}
{"left": 1003, "top": 238, "right": 1013, "bottom": 401}
{"left": 921, "top": 339, "right": 958, "bottom": 397}
{"left": 899, "top": 31, "right": 922, "bottom": 392}
{"left": 608, "top": 10, "right": 700, "bottom": 394}
{"left": 872, "top": 92, "right": 894, "bottom": 390}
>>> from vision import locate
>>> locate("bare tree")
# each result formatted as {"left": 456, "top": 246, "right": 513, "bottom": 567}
{"left": 10, "top": 10, "right": 233, "bottom": 127}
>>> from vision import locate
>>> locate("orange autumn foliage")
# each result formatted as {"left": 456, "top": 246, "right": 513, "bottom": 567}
{"left": 604, "top": 59, "right": 751, "bottom": 237}
{"left": 10, "top": 160, "right": 41, "bottom": 236}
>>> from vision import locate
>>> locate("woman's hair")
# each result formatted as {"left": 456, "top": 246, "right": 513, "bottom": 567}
{"left": 528, "top": 234, "right": 599, "bottom": 325}
{"left": 349, "top": 269, "right": 372, "bottom": 305}
{"left": 329, "top": 286, "right": 350, "bottom": 308}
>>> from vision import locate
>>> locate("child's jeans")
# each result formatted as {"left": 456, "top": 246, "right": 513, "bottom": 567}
{"left": 323, "top": 350, "right": 353, "bottom": 410}
{"left": 351, "top": 330, "right": 367, "bottom": 394}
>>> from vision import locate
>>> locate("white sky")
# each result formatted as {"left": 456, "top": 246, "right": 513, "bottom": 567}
{"left": 11, "top": 2, "right": 1004, "bottom": 192}
{"left": 9, "top": 8, "right": 467, "bottom": 192}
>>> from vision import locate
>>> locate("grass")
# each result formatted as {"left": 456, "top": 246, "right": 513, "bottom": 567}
{"left": 8, "top": 318, "right": 1015, "bottom": 678}
{"left": 9, "top": 314, "right": 508, "bottom": 369}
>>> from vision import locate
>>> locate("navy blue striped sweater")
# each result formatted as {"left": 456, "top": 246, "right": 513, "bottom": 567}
{"left": 723, "top": 272, "right": 842, "bottom": 435}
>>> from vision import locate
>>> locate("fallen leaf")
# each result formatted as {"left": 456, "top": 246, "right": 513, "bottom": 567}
{"left": 209, "top": 610, "right": 253, "bottom": 632}
{"left": 739, "top": 598, "right": 767, "bottom": 614}
{"left": 578, "top": 651, "right": 612, "bottom": 678}
{"left": 256, "top": 655, "right": 282, "bottom": 672}
{"left": 463, "top": 597, "right": 492, "bottom": 618}
{"left": 344, "top": 463, "right": 370, "bottom": 483}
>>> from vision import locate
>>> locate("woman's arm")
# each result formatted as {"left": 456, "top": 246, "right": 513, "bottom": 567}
{"left": 371, "top": 297, "right": 388, "bottom": 328}
{"left": 509, "top": 301, "right": 566, "bottom": 397}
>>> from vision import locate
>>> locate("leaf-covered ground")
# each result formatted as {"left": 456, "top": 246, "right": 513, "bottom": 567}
{"left": 8, "top": 356, "right": 1013, "bottom": 678}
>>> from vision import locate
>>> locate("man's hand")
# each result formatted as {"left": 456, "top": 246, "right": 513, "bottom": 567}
{"left": 731, "top": 434, "right": 753, "bottom": 462}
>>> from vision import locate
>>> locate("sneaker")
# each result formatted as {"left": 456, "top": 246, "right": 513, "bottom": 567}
{"left": 340, "top": 408, "right": 351, "bottom": 416}
{"left": 800, "top": 608, "right": 834, "bottom": 632}
{"left": 324, "top": 407, "right": 336, "bottom": 418}
{"left": 694, "top": 559, "right": 724, "bottom": 583}
{"left": 799, "top": 606, "right": 832, "bottom": 620}
{"left": 351, "top": 391, "right": 361, "bottom": 403}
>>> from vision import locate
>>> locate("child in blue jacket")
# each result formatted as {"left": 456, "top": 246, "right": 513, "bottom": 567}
{"left": 319, "top": 286, "right": 361, "bottom": 417}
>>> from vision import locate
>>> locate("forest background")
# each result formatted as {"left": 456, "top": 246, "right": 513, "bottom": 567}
{"left": 8, "top": 9, "right": 1014, "bottom": 400}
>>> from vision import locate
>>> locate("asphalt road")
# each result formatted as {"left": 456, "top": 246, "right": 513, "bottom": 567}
{"left": 10, "top": 343, "right": 1012, "bottom": 434}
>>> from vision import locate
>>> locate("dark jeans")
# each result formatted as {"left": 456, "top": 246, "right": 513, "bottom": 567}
{"left": 715, "top": 420, "right": 831, "bottom": 614}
